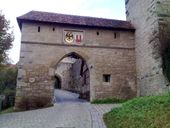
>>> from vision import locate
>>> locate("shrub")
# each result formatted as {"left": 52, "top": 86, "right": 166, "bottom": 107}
{"left": 0, "top": 66, "right": 17, "bottom": 92}
{"left": 2, "top": 94, "right": 15, "bottom": 109}
{"left": 0, "top": 66, "right": 17, "bottom": 110}
{"left": 0, "top": 107, "right": 14, "bottom": 115}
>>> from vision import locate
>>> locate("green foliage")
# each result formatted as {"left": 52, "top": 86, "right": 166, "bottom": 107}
{"left": 92, "top": 98, "right": 127, "bottom": 104}
{"left": 0, "top": 10, "right": 14, "bottom": 64}
{"left": 0, "top": 66, "right": 17, "bottom": 94}
{"left": 0, "top": 66, "right": 17, "bottom": 110}
{"left": 104, "top": 92, "right": 170, "bottom": 128}
{"left": 0, "top": 107, "right": 14, "bottom": 115}
{"left": 2, "top": 88, "right": 16, "bottom": 95}
{"left": 163, "top": 48, "right": 170, "bottom": 82}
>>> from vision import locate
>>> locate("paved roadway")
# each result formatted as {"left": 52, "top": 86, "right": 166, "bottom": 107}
{"left": 0, "top": 89, "right": 121, "bottom": 128}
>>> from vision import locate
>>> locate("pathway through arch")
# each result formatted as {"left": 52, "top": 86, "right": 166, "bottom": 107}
{"left": 0, "top": 89, "right": 121, "bottom": 128}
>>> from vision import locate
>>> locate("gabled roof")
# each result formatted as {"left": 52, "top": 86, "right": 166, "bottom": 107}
{"left": 17, "top": 11, "right": 135, "bottom": 30}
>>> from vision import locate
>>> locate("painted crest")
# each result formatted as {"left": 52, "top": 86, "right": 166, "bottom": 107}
{"left": 65, "top": 32, "right": 74, "bottom": 43}
{"left": 64, "top": 30, "right": 84, "bottom": 44}
{"left": 75, "top": 33, "right": 83, "bottom": 43}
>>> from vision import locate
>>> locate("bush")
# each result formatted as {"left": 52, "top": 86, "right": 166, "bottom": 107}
{"left": 0, "top": 65, "right": 17, "bottom": 110}
{"left": 0, "top": 107, "right": 14, "bottom": 115}
{"left": 0, "top": 66, "right": 17, "bottom": 92}
{"left": 2, "top": 94, "right": 15, "bottom": 109}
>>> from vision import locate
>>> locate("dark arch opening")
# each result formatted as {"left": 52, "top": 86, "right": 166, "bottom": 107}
{"left": 54, "top": 75, "right": 61, "bottom": 89}
{"left": 56, "top": 52, "right": 86, "bottom": 65}
{"left": 54, "top": 52, "right": 90, "bottom": 101}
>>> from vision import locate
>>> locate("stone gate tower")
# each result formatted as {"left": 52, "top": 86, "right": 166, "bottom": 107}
{"left": 15, "top": 10, "right": 137, "bottom": 110}
{"left": 125, "top": 0, "right": 170, "bottom": 96}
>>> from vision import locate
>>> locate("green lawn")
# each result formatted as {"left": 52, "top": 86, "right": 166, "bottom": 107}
{"left": 104, "top": 92, "right": 170, "bottom": 128}
{"left": 91, "top": 98, "right": 127, "bottom": 104}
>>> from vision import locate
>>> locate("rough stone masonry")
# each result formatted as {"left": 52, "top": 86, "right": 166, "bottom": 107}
{"left": 15, "top": 0, "right": 170, "bottom": 110}
{"left": 15, "top": 10, "right": 136, "bottom": 110}
{"left": 125, "top": 0, "right": 170, "bottom": 96}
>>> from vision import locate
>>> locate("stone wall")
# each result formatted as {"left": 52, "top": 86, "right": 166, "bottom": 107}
{"left": 71, "top": 59, "right": 83, "bottom": 92}
{"left": 55, "top": 60, "right": 73, "bottom": 90}
{"left": 15, "top": 22, "right": 137, "bottom": 110}
{"left": 158, "top": 1, "right": 170, "bottom": 50}
{"left": 21, "top": 23, "right": 135, "bottom": 48}
{"left": 125, "top": 0, "right": 170, "bottom": 96}
{"left": 15, "top": 64, "right": 54, "bottom": 110}
{"left": 72, "top": 59, "right": 90, "bottom": 100}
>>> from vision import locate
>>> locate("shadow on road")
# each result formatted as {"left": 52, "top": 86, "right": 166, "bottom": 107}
{"left": 53, "top": 89, "right": 87, "bottom": 103}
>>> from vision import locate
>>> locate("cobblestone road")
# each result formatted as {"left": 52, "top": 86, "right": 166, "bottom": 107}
{"left": 0, "top": 89, "right": 121, "bottom": 128}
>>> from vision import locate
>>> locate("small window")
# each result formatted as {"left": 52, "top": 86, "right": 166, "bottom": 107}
{"left": 52, "top": 27, "right": 55, "bottom": 31}
{"left": 103, "top": 74, "right": 111, "bottom": 82}
{"left": 114, "top": 32, "right": 120, "bottom": 39}
{"left": 114, "top": 33, "right": 117, "bottom": 39}
{"left": 96, "top": 31, "right": 99, "bottom": 36}
{"left": 38, "top": 26, "right": 40, "bottom": 32}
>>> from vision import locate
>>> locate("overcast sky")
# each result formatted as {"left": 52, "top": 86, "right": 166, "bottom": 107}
{"left": 0, "top": 0, "right": 126, "bottom": 64}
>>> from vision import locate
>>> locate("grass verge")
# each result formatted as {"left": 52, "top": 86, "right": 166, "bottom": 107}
{"left": 91, "top": 98, "right": 127, "bottom": 104}
{"left": 0, "top": 107, "right": 14, "bottom": 115}
{"left": 104, "top": 92, "right": 170, "bottom": 128}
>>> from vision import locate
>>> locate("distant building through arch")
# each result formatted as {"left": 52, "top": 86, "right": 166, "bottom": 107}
{"left": 54, "top": 52, "right": 90, "bottom": 100}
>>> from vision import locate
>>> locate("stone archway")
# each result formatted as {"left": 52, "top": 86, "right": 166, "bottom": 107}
{"left": 54, "top": 52, "right": 90, "bottom": 101}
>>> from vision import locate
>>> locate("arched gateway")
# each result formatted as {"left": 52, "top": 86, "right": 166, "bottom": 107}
{"left": 55, "top": 52, "right": 90, "bottom": 100}
{"left": 15, "top": 11, "right": 137, "bottom": 110}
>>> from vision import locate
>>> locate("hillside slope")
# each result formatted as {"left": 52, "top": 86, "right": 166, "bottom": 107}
{"left": 104, "top": 92, "right": 170, "bottom": 128}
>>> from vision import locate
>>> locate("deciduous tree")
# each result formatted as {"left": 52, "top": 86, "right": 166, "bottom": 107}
{"left": 0, "top": 11, "right": 14, "bottom": 65}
